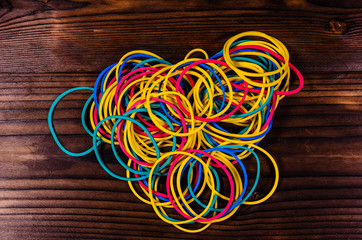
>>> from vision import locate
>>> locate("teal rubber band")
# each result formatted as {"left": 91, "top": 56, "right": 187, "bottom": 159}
{"left": 93, "top": 115, "right": 160, "bottom": 181}
{"left": 48, "top": 87, "right": 100, "bottom": 157}
{"left": 109, "top": 108, "right": 177, "bottom": 176}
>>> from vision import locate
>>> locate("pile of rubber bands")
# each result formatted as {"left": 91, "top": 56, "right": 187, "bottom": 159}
{"left": 48, "top": 31, "right": 303, "bottom": 232}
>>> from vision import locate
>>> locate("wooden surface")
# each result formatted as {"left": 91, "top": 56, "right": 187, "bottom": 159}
{"left": 0, "top": 0, "right": 362, "bottom": 239}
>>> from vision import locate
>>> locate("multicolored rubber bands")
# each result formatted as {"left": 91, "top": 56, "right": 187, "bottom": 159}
{"left": 48, "top": 31, "right": 303, "bottom": 232}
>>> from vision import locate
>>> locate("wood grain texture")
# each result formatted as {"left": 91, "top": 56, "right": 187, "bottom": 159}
{"left": 0, "top": 0, "right": 361, "bottom": 239}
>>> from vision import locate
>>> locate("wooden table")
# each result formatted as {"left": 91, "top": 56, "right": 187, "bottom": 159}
{"left": 1, "top": 0, "right": 361, "bottom": 239}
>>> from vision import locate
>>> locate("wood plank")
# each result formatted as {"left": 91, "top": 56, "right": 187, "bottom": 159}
{"left": 0, "top": 1, "right": 362, "bottom": 73}
{"left": 1, "top": 0, "right": 362, "bottom": 239}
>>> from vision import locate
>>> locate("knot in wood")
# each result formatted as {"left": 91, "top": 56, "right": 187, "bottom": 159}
{"left": 329, "top": 18, "right": 347, "bottom": 34}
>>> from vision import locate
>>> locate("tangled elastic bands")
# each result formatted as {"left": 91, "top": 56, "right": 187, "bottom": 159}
{"left": 48, "top": 31, "right": 303, "bottom": 233}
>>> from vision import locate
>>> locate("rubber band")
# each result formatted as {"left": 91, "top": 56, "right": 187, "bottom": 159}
{"left": 48, "top": 31, "right": 303, "bottom": 233}
{"left": 48, "top": 87, "right": 101, "bottom": 157}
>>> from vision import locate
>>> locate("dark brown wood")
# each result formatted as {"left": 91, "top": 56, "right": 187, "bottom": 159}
{"left": 0, "top": 0, "right": 361, "bottom": 239}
